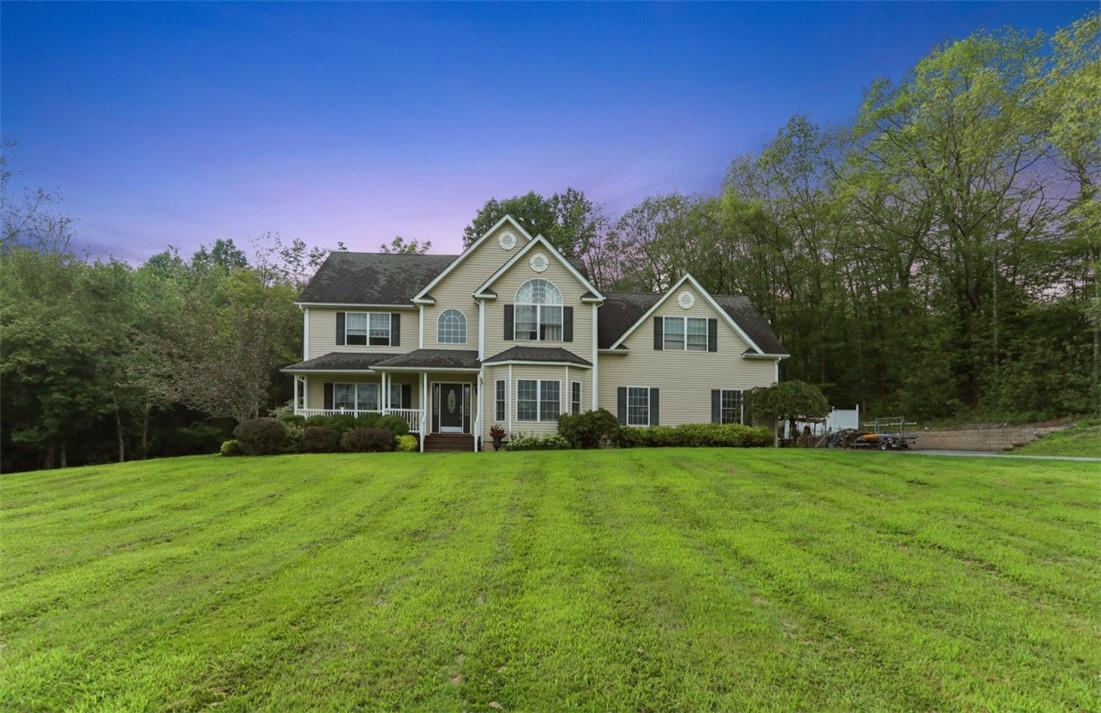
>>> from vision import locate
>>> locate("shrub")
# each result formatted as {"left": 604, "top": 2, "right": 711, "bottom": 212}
{"left": 375, "top": 414, "right": 410, "bottom": 437}
{"left": 508, "top": 433, "right": 571, "bottom": 451}
{"left": 305, "top": 414, "right": 357, "bottom": 435}
{"left": 557, "top": 409, "right": 620, "bottom": 448}
{"left": 614, "top": 423, "right": 772, "bottom": 449}
{"left": 341, "top": 427, "right": 395, "bottom": 453}
{"left": 284, "top": 423, "right": 305, "bottom": 453}
{"left": 395, "top": 434, "right": 418, "bottom": 452}
{"left": 301, "top": 426, "right": 341, "bottom": 453}
{"left": 233, "top": 418, "right": 288, "bottom": 455}
{"left": 489, "top": 423, "right": 507, "bottom": 440}
{"left": 219, "top": 439, "right": 242, "bottom": 457}
{"left": 354, "top": 412, "right": 381, "bottom": 428}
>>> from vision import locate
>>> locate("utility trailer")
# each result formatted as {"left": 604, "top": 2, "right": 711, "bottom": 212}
{"left": 828, "top": 416, "right": 918, "bottom": 450}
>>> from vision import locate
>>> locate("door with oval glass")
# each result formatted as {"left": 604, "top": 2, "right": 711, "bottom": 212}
{"left": 438, "top": 383, "right": 465, "bottom": 433}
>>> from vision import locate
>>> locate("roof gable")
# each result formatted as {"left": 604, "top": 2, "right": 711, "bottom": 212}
{"left": 412, "top": 215, "right": 534, "bottom": 303}
{"left": 473, "top": 234, "right": 603, "bottom": 300}
{"left": 603, "top": 274, "right": 785, "bottom": 355}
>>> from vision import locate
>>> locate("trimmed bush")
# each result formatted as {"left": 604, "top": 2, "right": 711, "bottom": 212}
{"left": 354, "top": 412, "right": 381, "bottom": 428}
{"left": 509, "top": 433, "right": 571, "bottom": 451}
{"left": 233, "top": 418, "right": 288, "bottom": 455}
{"left": 304, "top": 414, "right": 357, "bottom": 435}
{"left": 341, "top": 427, "right": 395, "bottom": 453}
{"left": 284, "top": 423, "right": 304, "bottom": 453}
{"left": 614, "top": 423, "right": 771, "bottom": 449}
{"left": 375, "top": 414, "right": 411, "bottom": 437}
{"left": 395, "top": 434, "right": 418, "bottom": 452}
{"left": 557, "top": 409, "right": 620, "bottom": 448}
{"left": 301, "top": 426, "right": 341, "bottom": 453}
{"left": 219, "top": 439, "right": 242, "bottom": 457}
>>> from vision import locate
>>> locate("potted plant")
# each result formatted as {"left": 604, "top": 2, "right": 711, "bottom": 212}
{"left": 489, "top": 424, "right": 507, "bottom": 451}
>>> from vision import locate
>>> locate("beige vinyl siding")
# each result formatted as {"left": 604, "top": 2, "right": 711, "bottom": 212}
{"left": 305, "top": 308, "right": 418, "bottom": 360}
{"left": 598, "top": 282, "right": 778, "bottom": 426}
{"left": 304, "top": 373, "right": 420, "bottom": 410}
{"left": 481, "top": 364, "right": 591, "bottom": 440}
{"left": 481, "top": 252, "right": 594, "bottom": 363}
{"left": 423, "top": 222, "right": 531, "bottom": 351}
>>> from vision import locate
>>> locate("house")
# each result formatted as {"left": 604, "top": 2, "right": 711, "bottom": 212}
{"left": 281, "top": 216, "right": 787, "bottom": 451}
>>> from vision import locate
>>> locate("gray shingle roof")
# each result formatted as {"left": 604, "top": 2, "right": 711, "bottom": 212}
{"left": 597, "top": 291, "right": 786, "bottom": 355}
{"left": 281, "top": 352, "right": 394, "bottom": 372}
{"left": 298, "top": 252, "right": 459, "bottom": 305}
{"left": 374, "top": 349, "right": 480, "bottom": 369}
{"left": 484, "top": 346, "right": 592, "bottom": 366}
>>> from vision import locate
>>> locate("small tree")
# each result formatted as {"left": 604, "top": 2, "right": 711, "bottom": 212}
{"left": 746, "top": 381, "right": 829, "bottom": 446}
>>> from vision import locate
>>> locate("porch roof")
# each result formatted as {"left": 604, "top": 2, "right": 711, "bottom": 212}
{"left": 373, "top": 349, "right": 480, "bottom": 371}
{"left": 281, "top": 352, "right": 394, "bottom": 373}
{"left": 483, "top": 346, "right": 592, "bottom": 367}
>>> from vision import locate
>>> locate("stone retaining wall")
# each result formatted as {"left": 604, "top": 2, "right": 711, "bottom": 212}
{"left": 913, "top": 426, "right": 1062, "bottom": 452}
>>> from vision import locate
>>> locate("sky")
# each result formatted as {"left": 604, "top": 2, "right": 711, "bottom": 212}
{"left": 1, "top": 1, "right": 1093, "bottom": 260}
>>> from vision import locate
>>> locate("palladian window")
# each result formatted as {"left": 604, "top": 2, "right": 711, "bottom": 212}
{"left": 515, "top": 279, "right": 563, "bottom": 341}
{"left": 437, "top": 309, "right": 467, "bottom": 344}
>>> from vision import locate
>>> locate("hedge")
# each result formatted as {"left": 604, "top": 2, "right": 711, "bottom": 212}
{"left": 233, "top": 418, "right": 288, "bottom": 455}
{"left": 614, "top": 423, "right": 771, "bottom": 448}
{"left": 341, "top": 427, "right": 395, "bottom": 453}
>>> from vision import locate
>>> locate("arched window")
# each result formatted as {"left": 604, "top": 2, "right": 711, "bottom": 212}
{"left": 437, "top": 309, "right": 467, "bottom": 344}
{"left": 514, "top": 279, "right": 563, "bottom": 341}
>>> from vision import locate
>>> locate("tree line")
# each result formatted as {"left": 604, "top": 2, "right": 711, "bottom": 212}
{"left": 2, "top": 15, "right": 1097, "bottom": 471}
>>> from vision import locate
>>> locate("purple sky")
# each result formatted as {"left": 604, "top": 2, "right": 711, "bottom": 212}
{"left": 2, "top": 2, "right": 1091, "bottom": 260}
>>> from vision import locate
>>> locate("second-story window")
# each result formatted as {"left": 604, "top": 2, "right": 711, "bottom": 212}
{"left": 345, "top": 312, "right": 391, "bottom": 346}
{"left": 437, "top": 309, "right": 467, "bottom": 344}
{"left": 515, "top": 279, "right": 563, "bottom": 341}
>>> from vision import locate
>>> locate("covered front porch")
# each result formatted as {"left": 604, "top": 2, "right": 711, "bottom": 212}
{"left": 284, "top": 349, "right": 483, "bottom": 452}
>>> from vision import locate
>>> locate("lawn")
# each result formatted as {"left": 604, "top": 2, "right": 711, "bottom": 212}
{"left": 1015, "top": 419, "right": 1101, "bottom": 457}
{"left": 2, "top": 450, "right": 1099, "bottom": 712}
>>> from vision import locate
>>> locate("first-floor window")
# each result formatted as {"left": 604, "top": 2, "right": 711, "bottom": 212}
{"left": 517, "top": 380, "right": 538, "bottom": 421}
{"left": 721, "top": 389, "right": 743, "bottom": 424}
{"left": 627, "top": 387, "right": 651, "bottom": 426}
{"left": 571, "top": 381, "right": 582, "bottom": 415}
{"left": 334, "top": 382, "right": 378, "bottom": 411}
{"left": 539, "top": 380, "right": 560, "bottom": 421}
{"left": 389, "top": 383, "right": 404, "bottom": 409}
{"left": 495, "top": 380, "right": 506, "bottom": 421}
{"left": 296, "top": 376, "right": 305, "bottom": 409}
{"left": 517, "top": 379, "right": 561, "bottom": 421}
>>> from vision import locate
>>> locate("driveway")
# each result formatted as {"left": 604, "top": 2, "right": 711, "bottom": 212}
{"left": 894, "top": 450, "right": 1101, "bottom": 464}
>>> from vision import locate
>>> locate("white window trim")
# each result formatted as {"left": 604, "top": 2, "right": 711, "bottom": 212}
{"left": 333, "top": 382, "right": 380, "bottom": 411}
{"left": 495, "top": 379, "right": 506, "bottom": 422}
{"left": 626, "top": 385, "right": 654, "bottom": 427}
{"left": 516, "top": 378, "right": 561, "bottom": 422}
{"left": 513, "top": 279, "right": 564, "bottom": 343}
{"left": 662, "top": 316, "right": 708, "bottom": 352}
{"left": 719, "top": 388, "right": 745, "bottom": 425}
{"left": 437, "top": 308, "right": 468, "bottom": 345}
{"left": 345, "top": 311, "right": 391, "bottom": 347}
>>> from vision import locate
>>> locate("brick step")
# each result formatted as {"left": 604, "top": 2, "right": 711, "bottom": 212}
{"left": 424, "top": 434, "right": 476, "bottom": 452}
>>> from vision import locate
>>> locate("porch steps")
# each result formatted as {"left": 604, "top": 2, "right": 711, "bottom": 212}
{"left": 424, "top": 434, "right": 476, "bottom": 452}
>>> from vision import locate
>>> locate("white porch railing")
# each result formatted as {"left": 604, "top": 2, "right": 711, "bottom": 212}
{"left": 296, "top": 407, "right": 421, "bottom": 433}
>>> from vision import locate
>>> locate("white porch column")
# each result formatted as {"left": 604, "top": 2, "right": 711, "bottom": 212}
{"left": 506, "top": 364, "right": 513, "bottom": 437}
{"left": 293, "top": 374, "right": 300, "bottom": 415}
{"left": 475, "top": 371, "right": 482, "bottom": 451}
{"left": 419, "top": 371, "right": 427, "bottom": 452}
{"left": 381, "top": 372, "right": 389, "bottom": 412}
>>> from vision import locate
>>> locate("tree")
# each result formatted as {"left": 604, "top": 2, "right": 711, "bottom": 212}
{"left": 462, "top": 188, "right": 607, "bottom": 260}
{"left": 380, "top": 236, "right": 431, "bottom": 254}
{"left": 746, "top": 381, "right": 829, "bottom": 444}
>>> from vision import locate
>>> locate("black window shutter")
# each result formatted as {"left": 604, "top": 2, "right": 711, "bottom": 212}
{"left": 336, "top": 312, "right": 346, "bottom": 345}
{"left": 401, "top": 384, "right": 412, "bottom": 409}
{"left": 653, "top": 317, "right": 663, "bottom": 350}
{"left": 390, "top": 313, "right": 401, "bottom": 346}
{"left": 649, "top": 388, "right": 660, "bottom": 426}
{"left": 563, "top": 306, "right": 573, "bottom": 342}
{"left": 504, "top": 305, "right": 514, "bottom": 340}
{"left": 617, "top": 387, "right": 627, "bottom": 425}
{"left": 708, "top": 318, "right": 718, "bottom": 352}
{"left": 324, "top": 383, "right": 334, "bottom": 409}
{"left": 711, "top": 390, "right": 721, "bottom": 423}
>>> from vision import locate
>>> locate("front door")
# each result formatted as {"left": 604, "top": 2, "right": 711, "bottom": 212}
{"left": 439, "top": 383, "right": 464, "bottom": 433}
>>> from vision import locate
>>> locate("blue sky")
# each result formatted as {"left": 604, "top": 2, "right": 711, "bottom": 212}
{"left": 2, "top": 2, "right": 1092, "bottom": 259}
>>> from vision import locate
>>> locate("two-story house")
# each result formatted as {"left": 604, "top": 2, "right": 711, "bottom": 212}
{"left": 282, "top": 215, "right": 787, "bottom": 451}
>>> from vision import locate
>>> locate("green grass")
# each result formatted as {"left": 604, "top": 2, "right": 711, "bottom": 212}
{"left": 2, "top": 450, "right": 1099, "bottom": 712}
{"left": 1015, "top": 419, "right": 1101, "bottom": 457}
